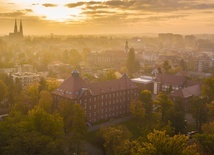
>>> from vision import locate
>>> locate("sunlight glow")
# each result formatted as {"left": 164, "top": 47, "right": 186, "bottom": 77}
{"left": 33, "top": 5, "right": 82, "bottom": 22}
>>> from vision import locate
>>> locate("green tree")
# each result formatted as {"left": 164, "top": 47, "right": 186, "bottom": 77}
{"left": 191, "top": 96, "right": 207, "bottom": 133}
{"left": 201, "top": 122, "right": 214, "bottom": 134}
{"left": 0, "top": 107, "right": 64, "bottom": 155}
{"left": 163, "top": 60, "right": 171, "bottom": 73}
{"left": 207, "top": 101, "right": 214, "bottom": 121}
{"left": 26, "top": 82, "right": 40, "bottom": 106}
{"left": 140, "top": 90, "right": 153, "bottom": 115}
{"left": 126, "top": 48, "right": 140, "bottom": 75}
{"left": 70, "top": 104, "right": 87, "bottom": 154}
{"left": 39, "top": 77, "right": 47, "bottom": 92}
{"left": 102, "top": 69, "right": 117, "bottom": 81}
{"left": 155, "top": 92, "right": 173, "bottom": 124}
{"left": 167, "top": 99, "right": 186, "bottom": 134}
{"left": 57, "top": 101, "right": 87, "bottom": 154}
{"left": 195, "top": 133, "right": 214, "bottom": 155}
{"left": 46, "top": 78, "right": 61, "bottom": 92}
{"left": 202, "top": 76, "right": 214, "bottom": 102}
{"left": 130, "top": 99, "right": 146, "bottom": 120}
{"left": 0, "top": 80, "right": 8, "bottom": 103}
{"left": 38, "top": 90, "right": 53, "bottom": 113}
{"left": 99, "top": 126, "right": 132, "bottom": 155}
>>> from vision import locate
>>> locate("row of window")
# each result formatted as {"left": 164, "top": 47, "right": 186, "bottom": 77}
{"left": 87, "top": 103, "right": 129, "bottom": 111}
{"left": 88, "top": 110, "right": 126, "bottom": 118}
{"left": 80, "top": 91, "right": 137, "bottom": 103}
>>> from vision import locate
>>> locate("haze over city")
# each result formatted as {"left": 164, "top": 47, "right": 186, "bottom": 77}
{"left": 0, "top": 0, "right": 214, "bottom": 35}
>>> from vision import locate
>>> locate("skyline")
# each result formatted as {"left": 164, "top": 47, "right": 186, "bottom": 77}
{"left": 0, "top": 0, "right": 214, "bottom": 35}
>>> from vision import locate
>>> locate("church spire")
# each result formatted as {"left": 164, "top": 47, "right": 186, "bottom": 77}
{"left": 125, "top": 40, "right": 129, "bottom": 53}
{"left": 20, "top": 19, "right": 23, "bottom": 36}
{"left": 14, "top": 19, "right": 17, "bottom": 33}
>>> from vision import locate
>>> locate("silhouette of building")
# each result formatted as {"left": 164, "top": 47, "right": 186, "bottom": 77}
{"left": 52, "top": 69, "right": 138, "bottom": 123}
{"left": 9, "top": 19, "right": 23, "bottom": 38}
{"left": 125, "top": 40, "right": 129, "bottom": 53}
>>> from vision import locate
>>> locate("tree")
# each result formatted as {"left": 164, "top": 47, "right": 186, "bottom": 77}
{"left": 202, "top": 76, "right": 214, "bottom": 102}
{"left": 102, "top": 69, "right": 117, "bottom": 81}
{"left": 38, "top": 90, "right": 53, "bottom": 113}
{"left": 70, "top": 104, "right": 87, "bottom": 154}
{"left": 126, "top": 48, "right": 140, "bottom": 75}
{"left": 163, "top": 60, "right": 171, "bottom": 73}
{"left": 207, "top": 101, "right": 214, "bottom": 121}
{"left": 139, "top": 90, "right": 153, "bottom": 115}
{"left": 0, "top": 107, "right": 64, "bottom": 155}
{"left": 39, "top": 77, "right": 47, "bottom": 92}
{"left": 195, "top": 133, "right": 214, "bottom": 155}
{"left": 130, "top": 100, "right": 146, "bottom": 120}
{"left": 155, "top": 92, "right": 173, "bottom": 124}
{"left": 46, "top": 78, "right": 61, "bottom": 92}
{"left": 190, "top": 96, "right": 207, "bottom": 133}
{"left": 201, "top": 122, "right": 214, "bottom": 134}
{"left": 0, "top": 80, "right": 8, "bottom": 103}
{"left": 130, "top": 130, "right": 200, "bottom": 155}
{"left": 57, "top": 101, "right": 87, "bottom": 154}
{"left": 99, "top": 126, "right": 132, "bottom": 155}
{"left": 180, "top": 59, "right": 187, "bottom": 71}
{"left": 26, "top": 82, "right": 40, "bottom": 106}
{"left": 167, "top": 99, "right": 186, "bottom": 134}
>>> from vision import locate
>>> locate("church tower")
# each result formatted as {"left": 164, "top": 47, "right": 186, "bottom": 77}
{"left": 14, "top": 19, "right": 17, "bottom": 33}
{"left": 19, "top": 19, "right": 23, "bottom": 36}
{"left": 125, "top": 40, "right": 129, "bottom": 53}
{"left": 9, "top": 19, "right": 24, "bottom": 38}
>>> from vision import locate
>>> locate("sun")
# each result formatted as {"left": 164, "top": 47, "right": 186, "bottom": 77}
{"left": 33, "top": 5, "right": 82, "bottom": 22}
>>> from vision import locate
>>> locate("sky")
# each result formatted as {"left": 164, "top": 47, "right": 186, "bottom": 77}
{"left": 0, "top": 0, "right": 214, "bottom": 35}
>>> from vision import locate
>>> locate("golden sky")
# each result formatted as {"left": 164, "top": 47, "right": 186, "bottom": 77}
{"left": 0, "top": 0, "right": 214, "bottom": 35}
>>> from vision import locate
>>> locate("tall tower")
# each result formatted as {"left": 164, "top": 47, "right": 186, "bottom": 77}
{"left": 14, "top": 19, "right": 17, "bottom": 33}
{"left": 125, "top": 40, "right": 129, "bottom": 53}
{"left": 19, "top": 19, "right": 23, "bottom": 36}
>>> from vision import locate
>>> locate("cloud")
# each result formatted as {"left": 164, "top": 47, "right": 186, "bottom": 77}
{"left": 0, "top": 11, "right": 25, "bottom": 17}
{"left": 25, "top": 9, "right": 33, "bottom": 12}
{"left": 65, "top": 2, "right": 85, "bottom": 8}
{"left": 42, "top": 3, "right": 58, "bottom": 7}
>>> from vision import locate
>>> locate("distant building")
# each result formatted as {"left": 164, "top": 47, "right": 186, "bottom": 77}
{"left": 87, "top": 50, "right": 127, "bottom": 68}
{"left": 52, "top": 70, "right": 138, "bottom": 123}
{"left": 131, "top": 76, "right": 154, "bottom": 92}
{"left": 12, "top": 72, "right": 40, "bottom": 88}
{"left": 9, "top": 19, "right": 23, "bottom": 38}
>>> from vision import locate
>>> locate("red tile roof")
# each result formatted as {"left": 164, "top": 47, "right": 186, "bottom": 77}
{"left": 156, "top": 74, "right": 186, "bottom": 86}
{"left": 52, "top": 71, "right": 137, "bottom": 99}
{"left": 171, "top": 84, "right": 201, "bottom": 98}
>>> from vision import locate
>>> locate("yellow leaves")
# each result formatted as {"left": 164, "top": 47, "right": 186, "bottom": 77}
{"left": 46, "top": 78, "right": 61, "bottom": 92}
{"left": 202, "top": 122, "right": 214, "bottom": 134}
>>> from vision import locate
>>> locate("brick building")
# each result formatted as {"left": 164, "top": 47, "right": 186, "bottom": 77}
{"left": 52, "top": 70, "right": 138, "bottom": 123}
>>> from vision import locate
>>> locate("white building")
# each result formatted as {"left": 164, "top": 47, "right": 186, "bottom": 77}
{"left": 12, "top": 72, "right": 40, "bottom": 88}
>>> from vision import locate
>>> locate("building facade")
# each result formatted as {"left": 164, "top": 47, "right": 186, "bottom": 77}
{"left": 12, "top": 72, "right": 40, "bottom": 88}
{"left": 52, "top": 70, "right": 139, "bottom": 123}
